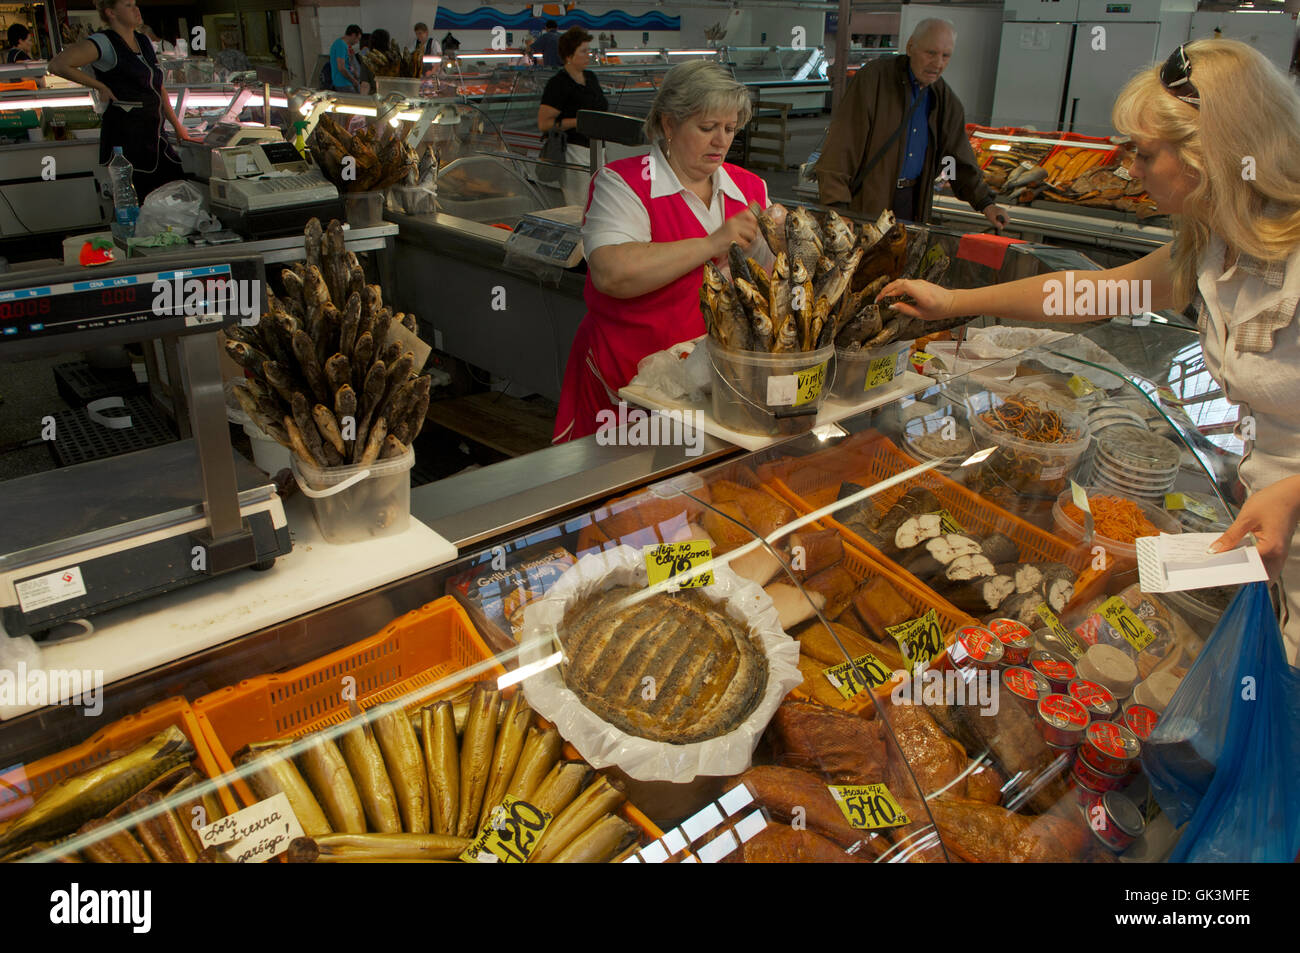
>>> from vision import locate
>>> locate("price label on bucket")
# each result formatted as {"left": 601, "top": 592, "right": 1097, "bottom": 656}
{"left": 644, "top": 540, "right": 714, "bottom": 590}
{"left": 864, "top": 354, "right": 898, "bottom": 391}
{"left": 827, "top": 783, "right": 911, "bottom": 830}
{"left": 460, "top": 795, "right": 553, "bottom": 863}
{"left": 795, "top": 361, "right": 828, "bottom": 406}
{"left": 887, "top": 608, "right": 945, "bottom": 675}
{"left": 1036, "top": 603, "right": 1083, "bottom": 659}
{"left": 823, "top": 651, "right": 894, "bottom": 700}
{"left": 1098, "top": 596, "right": 1156, "bottom": 653}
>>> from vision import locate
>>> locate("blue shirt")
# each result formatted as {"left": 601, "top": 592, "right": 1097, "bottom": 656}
{"left": 899, "top": 66, "right": 932, "bottom": 182}
{"left": 534, "top": 30, "right": 561, "bottom": 67}
{"left": 330, "top": 37, "right": 356, "bottom": 90}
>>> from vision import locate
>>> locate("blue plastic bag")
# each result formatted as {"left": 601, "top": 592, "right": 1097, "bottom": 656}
{"left": 1141, "top": 582, "right": 1300, "bottom": 862}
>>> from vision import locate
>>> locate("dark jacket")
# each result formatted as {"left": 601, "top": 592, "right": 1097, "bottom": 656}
{"left": 815, "top": 54, "right": 992, "bottom": 222}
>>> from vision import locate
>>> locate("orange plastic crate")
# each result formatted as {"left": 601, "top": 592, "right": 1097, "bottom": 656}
{"left": 0, "top": 696, "right": 237, "bottom": 826}
{"left": 758, "top": 430, "right": 1090, "bottom": 600}
{"left": 193, "top": 596, "right": 503, "bottom": 808}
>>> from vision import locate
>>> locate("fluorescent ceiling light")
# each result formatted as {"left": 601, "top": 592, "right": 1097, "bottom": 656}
{"left": 0, "top": 94, "right": 94, "bottom": 109}
{"left": 422, "top": 55, "right": 443, "bottom": 63}
{"left": 666, "top": 50, "right": 718, "bottom": 56}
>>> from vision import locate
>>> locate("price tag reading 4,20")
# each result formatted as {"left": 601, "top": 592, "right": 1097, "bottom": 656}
{"left": 460, "top": 795, "right": 553, "bottom": 863}
{"left": 1098, "top": 596, "right": 1157, "bottom": 653}
{"left": 823, "top": 651, "right": 894, "bottom": 700}
{"left": 864, "top": 353, "right": 897, "bottom": 391}
{"left": 644, "top": 540, "right": 714, "bottom": 590}
{"left": 828, "top": 783, "right": 911, "bottom": 831}
{"left": 795, "top": 361, "right": 828, "bottom": 406}
{"left": 886, "top": 608, "right": 944, "bottom": 675}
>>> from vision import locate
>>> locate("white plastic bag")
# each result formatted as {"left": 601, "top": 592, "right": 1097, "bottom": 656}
{"left": 134, "top": 180, "right": 220, "bottom": 238}
{"left": 628, "top": 336, "right": 713, "bottom": 403}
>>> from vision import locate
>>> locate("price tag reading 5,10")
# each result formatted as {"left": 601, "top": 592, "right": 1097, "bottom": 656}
{"left": 460, "top": 795, "right": 553, "bottom": 863}
{"left": 828, "top": 783, "right": 911, "bottom": 830}
{"left": 1098, "top": 596, "right": 1156, "bottom": 653}
{"left": 886, "top": 608, "right": 945, "bottom": 674}
{"left": 644, "top": 540, "right": 714, "bottom": 590}
{"left": 795, "top": 361, "right": 827, "bottom": 406}
{"left": 864, "top": 354, "right": 897, "bottom": 391}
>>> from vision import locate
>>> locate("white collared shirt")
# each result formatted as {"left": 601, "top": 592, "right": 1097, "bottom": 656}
{"left": 583, "top": 141, "right": 770, "bottom": 266}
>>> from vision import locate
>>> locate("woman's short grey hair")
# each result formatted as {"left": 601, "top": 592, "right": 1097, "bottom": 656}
{"left": 643, "top": 60, "right": 753, "bottom": 144}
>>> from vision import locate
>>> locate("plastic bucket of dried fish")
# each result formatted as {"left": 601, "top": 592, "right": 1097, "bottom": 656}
{"left": 829, "top": 340, "right": 909, "bottom": 402}
{"left": 707, "top": 337, "right": 835, "bottom": 437}
{"left": 292, "top": 445, "right": 414, "bottom": 543}
{"left": 344, "top": 191, "right": 385, "bottom": 227}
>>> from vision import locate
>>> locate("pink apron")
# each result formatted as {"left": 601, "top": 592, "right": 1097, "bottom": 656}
{"left": 552, "top": 157, "right": 767, "bottom": 443}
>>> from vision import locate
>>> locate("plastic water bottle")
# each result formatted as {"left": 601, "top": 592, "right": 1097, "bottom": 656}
{"left": 107, "top": 146, "right": 139, "bottom": 239}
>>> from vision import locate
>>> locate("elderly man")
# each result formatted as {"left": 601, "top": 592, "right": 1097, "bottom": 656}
{"left": 816, "top": 18, "right": 1008, "bottom": 229}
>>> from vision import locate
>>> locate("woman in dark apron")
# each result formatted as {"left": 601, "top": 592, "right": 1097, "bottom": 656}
{"left": 50, "top": 0, "right": 199, "bottom": 198}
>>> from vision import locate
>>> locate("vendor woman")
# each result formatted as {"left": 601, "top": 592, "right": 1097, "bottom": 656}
{"left": 879, "top": 39, "right": 1300, "bottom": 663}
{"left": 553, "top": 60, "right": 770, "bottom": 443}
{"left": 50, "top": 0, "right": 199, "bottom": 199}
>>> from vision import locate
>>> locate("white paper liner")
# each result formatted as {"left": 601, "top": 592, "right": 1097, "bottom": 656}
{"left": 517, "top": 544, "right": 802, "bottom": 783}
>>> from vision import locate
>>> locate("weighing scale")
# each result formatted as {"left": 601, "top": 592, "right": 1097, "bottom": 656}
{"left": 179, "top": 120, "right": 285, "bottom": 182}
{"left": 503, "top": 206, "right": 585, "bottom": 270}
{"left": 209, "top": 140, "right": 342, "bottom": 237}
{"left": 0, "top": 255, "right": 292, "bottom": 639}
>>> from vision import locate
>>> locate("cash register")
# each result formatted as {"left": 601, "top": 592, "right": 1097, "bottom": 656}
{"left": 209, "top": 139, "right": 343, "bottom": 238}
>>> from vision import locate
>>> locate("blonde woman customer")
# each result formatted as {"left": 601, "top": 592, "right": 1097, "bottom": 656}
{"left": 878, "top": 39, "right": 1300, "bottom": 663}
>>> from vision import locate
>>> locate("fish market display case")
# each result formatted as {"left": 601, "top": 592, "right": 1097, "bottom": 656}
{"left": 721, "top": 46, "right": 831, "bottom": 115}
{"left": 0, "top": 306, "right": 1255, "bottom": 862}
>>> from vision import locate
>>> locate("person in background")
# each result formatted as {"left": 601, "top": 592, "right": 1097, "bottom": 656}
{"left": 538, "top": 27, "right": 608, "bottom": 206}
{"left": 213, "top": 30, "right": 250, "bottom": 74}
{"left": 879, "top": 39, "right": 1300, "bottom": 663}
{"left": 816, "top": 17, "right": 1007, "bottom": 229}
{"left": 413, "top": 21, "right": 436, "bottom": 57}
{"left": 440, "top": 32, "right": 460, "bottom": 65}
{"left": 330, "top": 23, "right": 361, "bottom": 93}
{"left": 6, "top": 23, "right": 34, "bottom": 62}
{"left": 534, "top": 20, "right": 561, "bottom": 67}
{"left": 49, "top": 0, "right": 199, "bottom": 199}
{"left": 357, "top": 28, "right": 389, "bottom": 94}
{"left": 552, "top": 60, "right": 769, "bottom": 443}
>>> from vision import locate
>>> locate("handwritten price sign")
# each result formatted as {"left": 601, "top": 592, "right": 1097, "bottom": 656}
{"left": 644, "top": 540, "right": 714, "bottom": 590}
{"left": 864, "top": 354, "right": 897, "bottom": 391}
{"left": 197, "top": 792, "right": 303, "bottom": 863}
{"left": 1036, "top": 603, "right": 1084, "bottom": 659}
{"left": 887, "top": 608, "right": 945, "bottom": 675}
{"left": 926, "top": 508, "right": 964, "bottom": 534}
{"left": 823, "top": 652, "right": 894, "bottom": 700}
{"left": 460, "top": 796, "right": 553, "bottom": 863}
{"left": 828, "top": 783, "right": 911, "bottom": 830}
{"left": 1099, "top": 596, "right": 1156, "bottom": 653}
{"left": 795, "top": 361, "right": 827, "bottom": 406}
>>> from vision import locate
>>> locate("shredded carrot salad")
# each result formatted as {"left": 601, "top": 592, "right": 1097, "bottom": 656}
{"left": 1063, "top": 495, "right": 1161, "bottom": 543}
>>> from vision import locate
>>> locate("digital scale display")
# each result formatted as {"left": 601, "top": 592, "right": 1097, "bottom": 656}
{"left": 0, "top": 261, "right": 260, "bottom": 347}
{"left": 511, "top": 216, "right": 583, "bottom": 263}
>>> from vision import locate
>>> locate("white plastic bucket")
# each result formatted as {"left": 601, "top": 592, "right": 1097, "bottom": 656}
{"left": 707, "top": 338, "right": 835, "bottom": 437}
{"left": 243, "top": 421, "right": 293, "bottom": 475}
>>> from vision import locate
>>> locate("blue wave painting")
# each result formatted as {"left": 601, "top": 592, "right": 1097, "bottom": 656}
{"left": 435, "top": 7, "right": 681, "bottom": 31}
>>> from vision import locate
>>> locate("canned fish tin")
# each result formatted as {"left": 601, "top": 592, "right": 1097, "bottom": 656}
{"left": 1036, "top": 693, "right": 1090, "bottom": 747}
{"left": 951, "top": 625, "right": 1004, "bottom": 670}
{"left": 1122, "top": 704, "right": 1159, "bottom": 741}
{"left": 1079, "top": 721, "right": 1142, "bottom": 775}
{"left": 989, "top": 618, "right": 1035, "bottom": 665}
{"left": 1029, "top": 650, "right": 1077, "bottom": 693}
{"left": 1091, "top": 791, "right": 1145, "bottom": 852}
{"left": 1002, "top": 666, "right": 1051, "bottom": 709}
{"left": 1068, "top": 678, "right": 1119, "bottom": 721}
{"left": 1071, "top": 751, "right": 1132, "bottom": 793}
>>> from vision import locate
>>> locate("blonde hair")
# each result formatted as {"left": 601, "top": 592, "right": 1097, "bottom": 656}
{"left": 96, "top": 0, "right": 123, "bottom": 24}
{"left": 1112, "top": 38, "right": 1300, "bottom": 306}
{"left": 643, "top": 60, "right": 752, "bottom": 145}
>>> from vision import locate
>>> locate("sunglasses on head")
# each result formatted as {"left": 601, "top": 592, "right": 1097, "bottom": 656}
{"left": 1160, "top": 45, "right": 1201, "bottom": 108}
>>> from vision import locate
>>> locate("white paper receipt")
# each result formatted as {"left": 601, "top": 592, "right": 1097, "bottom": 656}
{"left": 766, "top": 374, "right": 797, "bottom": 407}
{"left": 1136, "top": 532, "right": 1268, "bottom": 594}
{"left": 197, "top": 791, "right": 305, "bottom": 863}
{"left": 15, "top": 567, "right": 87, "bottom": 613}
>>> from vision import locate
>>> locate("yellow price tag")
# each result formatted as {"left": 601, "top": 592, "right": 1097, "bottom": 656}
{"left": 886, "top": 608, "right": 945, "bottom": 675}
{"left": 459, "top": 795, "right": 553, "bottom": 863}
{"left": 1098, "top": 596, "right": 1156, "bottom": 653}
{"left": 1068, "top": 374, "right": 1099, "bottom": 397}
{"left": 864, "top": 354, "right": 897, "bottom": 391}
{"left": 912, "top": 350, "right": 935, "bottom": 365}
{"left": 1165, "top": 492, "right": 1217, "bottom": 521}
{"left": 1070, "top": 480, "right": 1091, "bottom": 513}
{"left": 927, "top": 509, "right": 964, "bottom": 534}
{"left": 823, "top": 652, "right": 894, "bottom": 700}
{"left": 643, "top": 540, "right": 714, "bottom": 590}
{"left": 795, "top": 361, "right": 828, "bottom": 406}
{"left": 827, "top": 783, "right": 912, "bottom": 830}
{"left": 1036, "top": 603, "right": 1083, "bottom": 659}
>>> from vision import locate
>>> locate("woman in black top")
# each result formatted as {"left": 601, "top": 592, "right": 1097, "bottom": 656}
{"left": 50, "top": 0, "right": 199, "bottom": 199}
{"left": 537, "top": 27, "right": 608, "bottom": 205}
{"left": 6, "top": 23, "right": 33, "bottom": 62}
